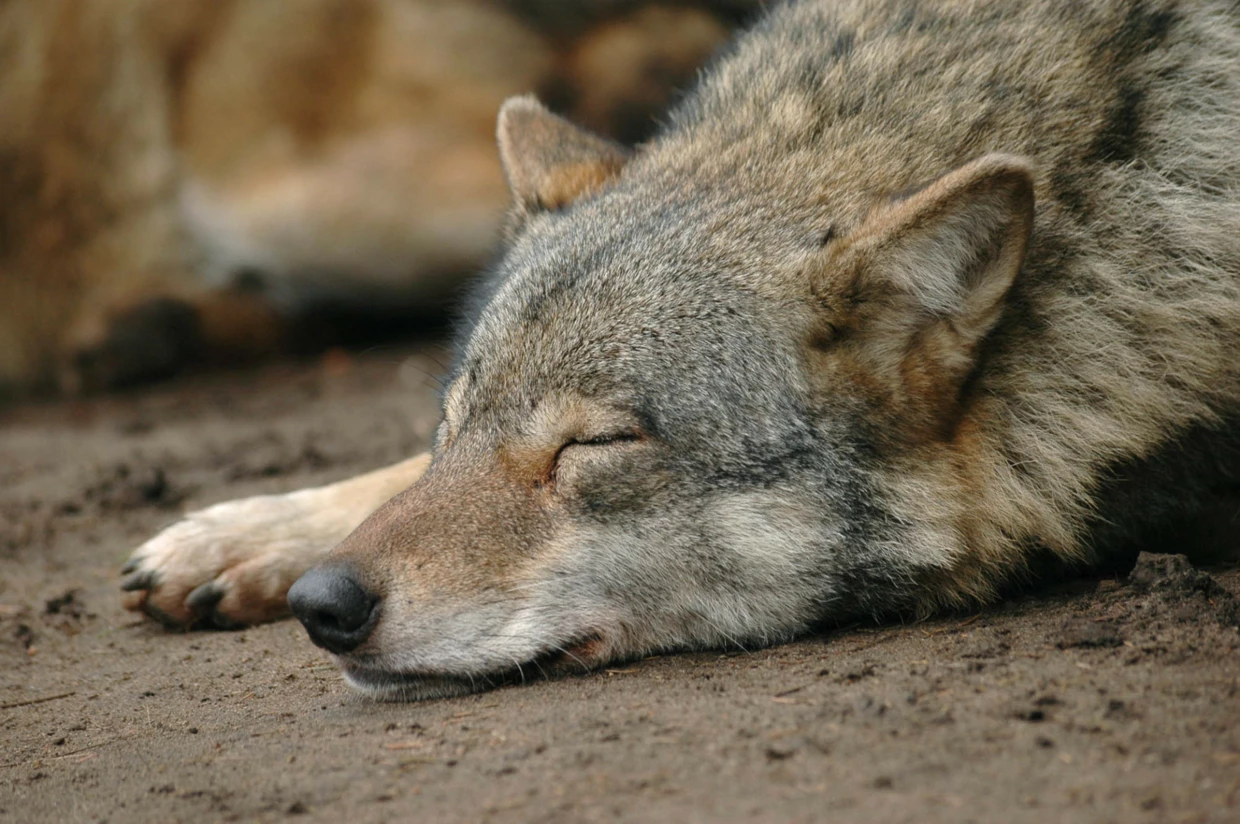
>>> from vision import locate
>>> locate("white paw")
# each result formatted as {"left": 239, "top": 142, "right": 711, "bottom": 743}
{"left": 120, "top": 490, "right": 354, "bottom": 628}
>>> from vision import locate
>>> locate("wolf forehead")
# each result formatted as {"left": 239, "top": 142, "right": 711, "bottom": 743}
{"left": 450, "top": 189, "right": 820, "bottom": 413}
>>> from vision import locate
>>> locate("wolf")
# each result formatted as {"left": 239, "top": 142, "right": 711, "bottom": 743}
{"left": 0, "top": 0, "right": 742, "bottom": 395}
{"left": 121, "top": 0, "right": 1240, "bottom": 700}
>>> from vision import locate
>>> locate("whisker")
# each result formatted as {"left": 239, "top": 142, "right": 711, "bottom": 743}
{"left": 546, "top": 643, "right": 590, "bottom": 672}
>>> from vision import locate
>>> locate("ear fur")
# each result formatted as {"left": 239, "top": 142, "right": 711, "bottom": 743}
{"left": 815, "top": 154, "right": 1035, "bottom": 438}
{"left": 496, "top": 95, "right": 631, "bottom": 222}
{"left": 850, "top": 153, "right": 1035, "bottom": 348}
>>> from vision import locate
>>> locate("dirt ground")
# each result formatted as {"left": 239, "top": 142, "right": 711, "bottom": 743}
{"left": 1, "top": 347, "right": 1238, "bottom": 824}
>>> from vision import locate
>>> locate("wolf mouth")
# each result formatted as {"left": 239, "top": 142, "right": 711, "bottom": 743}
{"left": 342, "top": 665, "right": 501, "bottom": 701}
{"left": 341, "top": 632, "right": 610, "bottom": 701}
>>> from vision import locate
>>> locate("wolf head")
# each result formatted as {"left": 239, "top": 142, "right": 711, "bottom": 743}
{"left": 295, "top": 96, "right": 1034, "bottom": 700}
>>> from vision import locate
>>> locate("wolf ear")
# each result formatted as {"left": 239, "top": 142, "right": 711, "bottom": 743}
{"left": 818, "top": 154, "right": 1034, "bottom": 436}
{"left": 851, "top": 153, "right": 1035, "bottom": 349}
{"left": 497, "top": 95, "right": 631, "bottom": 220}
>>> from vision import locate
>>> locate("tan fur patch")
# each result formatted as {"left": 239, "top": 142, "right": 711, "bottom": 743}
{"left": 537, "top": 160, "right": 626, "bottom": 212}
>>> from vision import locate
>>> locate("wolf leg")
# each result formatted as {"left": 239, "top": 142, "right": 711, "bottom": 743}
{"left": 120, "top": 454, "right": 430, "bottom": 628}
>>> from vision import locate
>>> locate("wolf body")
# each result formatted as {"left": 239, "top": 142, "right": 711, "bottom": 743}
{"left": 122, "top": 0, "right": 1240, "bottom": 699}
{"left": 0, "top": 0, "right": 739, "bottom": 394}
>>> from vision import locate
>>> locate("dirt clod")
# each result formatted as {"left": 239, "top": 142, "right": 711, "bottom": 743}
{"left": 82, "top": 463, "right": 183, "bottom": 510}
{"left": 13, "top": 623, "right": 34, "bottom": 650}
{"left": 1127, "top": 552, "right": 1240, "bottom": 627}
{"left": 44, "top": 589, "right": 82, "bottom": 618}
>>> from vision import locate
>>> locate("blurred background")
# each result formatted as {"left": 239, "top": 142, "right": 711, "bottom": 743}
{"left": 0, "top": 0, "right": 760, "bottom": 399}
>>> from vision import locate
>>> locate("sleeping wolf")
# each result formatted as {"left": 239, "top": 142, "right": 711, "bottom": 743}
{"left": 122, "top": 0, "right": 1240, "bottom": 700}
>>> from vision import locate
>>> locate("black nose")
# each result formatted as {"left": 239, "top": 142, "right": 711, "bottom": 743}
{"left": 287, "top": 565, "right": 379, "bottom": 654}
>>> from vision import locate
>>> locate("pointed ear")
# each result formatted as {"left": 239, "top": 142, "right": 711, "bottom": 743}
{"left": 850, "top": 153, "right": 1035, "bottom": 348}
{"left": 814, "top": 154, "right": 1034, "bottom": 439}
{"left": 496, "top": 95, "right": 631, "bottom": 220}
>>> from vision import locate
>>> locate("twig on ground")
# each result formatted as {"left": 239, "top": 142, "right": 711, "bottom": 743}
{"left": 0, "top": 691, "right": 76, "bottom": 710}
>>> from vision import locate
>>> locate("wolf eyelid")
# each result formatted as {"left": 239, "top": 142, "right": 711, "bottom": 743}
{"left": 544, "top": 431, "right": 643, "bottom": 489}
{"left": 568, "top": 431, "right": 642, "bottom": 448}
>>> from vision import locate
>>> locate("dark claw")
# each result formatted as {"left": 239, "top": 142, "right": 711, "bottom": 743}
{"left": 141, "top": 601, "right": 184, "bottom": 629}
{"left": 186, "top": 583, "right": 249, "bottom": 630}
{"left": 120, "top": 558, "right": 140, "bottom": 575}
{"left": 205, "top": 611, "right": 247, "bottom": 631}
{"left": 121, "top": 570, "right": 157, "bottom": 592}
{"left": 186, "top": 582, "right": 224, "bottom": 612}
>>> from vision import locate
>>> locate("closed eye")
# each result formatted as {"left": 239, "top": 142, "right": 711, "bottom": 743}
{"left": 568, "top": 431, "right": 642, "bottom": 448}
{"left": 546, "top": 431, "right": 644, "bottom": 487}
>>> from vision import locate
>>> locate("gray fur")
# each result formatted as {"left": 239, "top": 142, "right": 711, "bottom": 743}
{"left": 331, "top": 0, "right": 1240, "bottom": 697}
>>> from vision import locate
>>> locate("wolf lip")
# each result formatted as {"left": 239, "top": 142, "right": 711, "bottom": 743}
{"left": 340, "top": 632, "right": 610, "bottom": 700}
{"left": 342, "top": 665, "right": 493, "bottom": 700}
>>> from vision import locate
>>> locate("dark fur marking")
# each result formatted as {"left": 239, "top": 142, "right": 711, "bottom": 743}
{"left": 1089, "top": 83, "right": 1145, "bottom": 164}
{"left": 829, "top": 29, "right": 855, "bottom": 60}
{"left": 1109, "top": 3, "right": 1178, "bottom": 59}
{"left": 818, "top": 431, "right": 915, "bottom": 617}
{"left": 1049, "top": 168, "right": 1091, "bottom": 218}
{"left": 889, "top": 6, "right": 919, "bottom": 36}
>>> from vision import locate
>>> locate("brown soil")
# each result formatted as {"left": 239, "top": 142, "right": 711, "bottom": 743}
{"left": 2, "top": 348, "right": 1238, "bottom": 824}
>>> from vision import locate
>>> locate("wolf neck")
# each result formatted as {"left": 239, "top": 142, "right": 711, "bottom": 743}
{"left": 648, "top": 0, "right": 1177, "bottom": 220}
